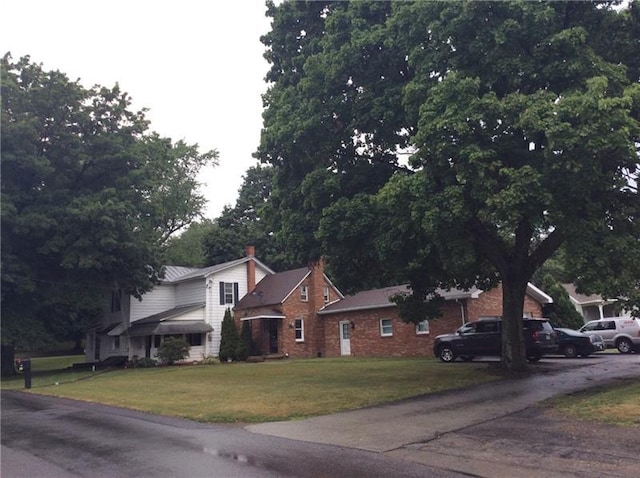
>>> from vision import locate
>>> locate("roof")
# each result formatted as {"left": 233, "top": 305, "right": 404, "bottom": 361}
{"left": 318, "top": 282, "right": 550, "bottom": 315}
{"left": 561, "top": 283, "right": 611, "bottom": 306}
{"left": 161, "top": 256, "right": 274, "bottom": 284}
{"left": 132, "top": 303, "right": 205, "bottom": 324}
{"left": 234, "top": 267, "right": 310, "bottom": 310}
{"left": 128, "top": 320, "right": 213, "bottom": 337}
{"left": 318, "top": 285, "right": 482, "bottom": 315}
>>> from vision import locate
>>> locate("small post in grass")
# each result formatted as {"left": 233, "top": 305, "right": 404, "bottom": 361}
{"left": 22, "top": 358, "right": 32, "bottom": 389}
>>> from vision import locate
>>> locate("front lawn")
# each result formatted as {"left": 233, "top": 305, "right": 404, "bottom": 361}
{"left": 6, "top": 357, "right": 496, "bottom": 423}
{"left": 548, "top": 378, "right": 640, "bottom": 427}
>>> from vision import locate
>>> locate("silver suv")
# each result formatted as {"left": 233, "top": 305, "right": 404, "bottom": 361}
{"left": 579, "top": 317, "right": 640, "bottom": 354}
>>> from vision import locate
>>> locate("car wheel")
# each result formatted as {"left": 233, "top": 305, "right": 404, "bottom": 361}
{"left": 460, "top": 355, "right": 474, "bottom": 362}
{"left": 563, "top": 345, "right": 578, "bottom": 358}
{"left": 527, "top": 354, "right": 541, "bottom": 363}
{"left": 438, "top": 346, "right": 456, "bottom": 363}
{"left": 616, "top": 338, "right": 633, "bottom": 354}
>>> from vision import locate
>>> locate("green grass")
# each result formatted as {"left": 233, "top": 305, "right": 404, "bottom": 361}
{"left": 548, "top": 378, "right": 640, "bottom": 427}
{"left": 4, "top": 357, "right": 497, "bottom": 423}
{"left": 1, "top": 355, "right": 95, "bottom": 389}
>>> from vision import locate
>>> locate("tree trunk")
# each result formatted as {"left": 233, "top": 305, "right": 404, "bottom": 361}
{"left": 500, "top": 277, "right": 529, "bottom": 372}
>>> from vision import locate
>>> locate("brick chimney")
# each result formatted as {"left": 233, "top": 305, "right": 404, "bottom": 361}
{"left": 246, "top": 245, "right": 256, "bottom": 292}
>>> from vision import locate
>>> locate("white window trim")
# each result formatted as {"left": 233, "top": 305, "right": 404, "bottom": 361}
{"left": 294, "top": 319, "right": 304, "bottom": 342}
{"left": 224, "top": 282, "right": 234, "bottom": 304}
{"left": 380, "top": 318, "right": 393, "bottom": 337}
{"left": 300, "top": 285, "right": 309, "bottom": 302}
{"left": 415, "top": 320, "right": 430, "bottom": 335}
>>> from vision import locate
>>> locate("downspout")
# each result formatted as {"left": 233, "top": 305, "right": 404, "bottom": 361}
{"left": 456, "top": 299, "right": 466, "bottom": 326}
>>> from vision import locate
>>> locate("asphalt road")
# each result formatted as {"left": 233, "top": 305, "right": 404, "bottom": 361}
{"left": 1, "top": 391, "right": 456, "bottom": 478}
{"left": 249, "top": 353, "right": 640, "bottom": 477}
{"left": 2, "top": 354, "right": 639, "bottom": 478}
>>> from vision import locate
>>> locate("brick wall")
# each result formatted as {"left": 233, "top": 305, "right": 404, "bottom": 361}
{"left": 466, "top": 284, "right": 543, "bottom": 321}
{"left": 237, "top": 277, "right": 546, "bottom": 359}
{"left": 322, "top": 302, "right": 465, "bottom": 358}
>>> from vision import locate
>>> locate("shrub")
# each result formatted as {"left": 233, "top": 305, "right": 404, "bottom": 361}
{"left": 133, "top": 357, "right": 157, "bottom": 368}
{"left": 157, "top": 337, "right": 190, "bottom": 365}
{"left": 219, "top": 308, "right": 239, "bottom": 362}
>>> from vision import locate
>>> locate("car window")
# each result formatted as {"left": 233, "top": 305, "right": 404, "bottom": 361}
{"left": 476, "top": 322, "right": 498, "bottom": 333}
{"left": 458, "top": 323, "right": 475, "bottom": 334}
{"left": 604, "top": 321, "right": 616, "bottom": 330}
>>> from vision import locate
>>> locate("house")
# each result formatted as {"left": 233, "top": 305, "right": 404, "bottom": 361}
{"left": 561, "top": 283, "right": 630, "bottom": 322}
{"left": 235, "top": 260, "right": 553, "bottom": 359}
{"left": 319, "top": 282, "right": 552, "bottom": 358}
{"left": 86, "top": 246, "right": 273, "bottom": 363}
{"left": 233, "top": 260, "right": 343, "bottom": 357}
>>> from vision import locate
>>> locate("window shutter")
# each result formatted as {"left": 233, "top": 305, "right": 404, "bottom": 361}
{"left": 219, "top": 282, "right": 225, "bottom": 305}
{"left": 233, "top": 282, "right": 239, "bottom": 303}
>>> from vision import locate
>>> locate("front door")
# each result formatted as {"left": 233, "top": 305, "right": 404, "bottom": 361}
{"left": 145, "top": 336, "right": 152, "bottom": 359}
{"left": 268, "top": 319, "right": 279, "bottom": 354}
{"left": 339, "top": 321, "right": 351, "bottom": 356}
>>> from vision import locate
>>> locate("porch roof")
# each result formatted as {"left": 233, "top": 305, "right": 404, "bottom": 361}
{"left": 128, "top": 320, "right": 213, "bottom": 337}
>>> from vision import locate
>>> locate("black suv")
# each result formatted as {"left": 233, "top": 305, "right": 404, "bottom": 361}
{"left": 433, "top": 318, "right": 558, "bottom": 363}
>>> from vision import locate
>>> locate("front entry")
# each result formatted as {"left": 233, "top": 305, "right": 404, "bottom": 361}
{"left": 268, "top": 319, "right": 279, "bottom": 354}
{"left": 145, "top": 336, "right": 152, "bottom": 359}
{"left": 339, "top": 321, "right": 351, "bottom": 356}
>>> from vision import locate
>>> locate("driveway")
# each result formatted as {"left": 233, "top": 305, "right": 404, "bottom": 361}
{"left": 247, "top": 354, "right": 640, "bottom": 477}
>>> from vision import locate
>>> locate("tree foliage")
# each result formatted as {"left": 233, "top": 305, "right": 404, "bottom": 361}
{"left": 218, "top": 308, "right": 239, "bottom": 362}
{"left": 540, "top": 275, "right": 585, "bottom": 329}
{"left": 1, "top": 54, "right": 218, "bottom": 349}
{"left": 258, "top": 1, "right": 640, "bottom": 371}
{"left": 157, "top": 337, "right": 190, "bottom": 365}
{"left": 200, "top": 164, "right": 292, "bottom": 270}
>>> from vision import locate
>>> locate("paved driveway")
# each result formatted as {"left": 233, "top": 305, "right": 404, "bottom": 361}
{"left": 247, "top": 354, "right": 640, "bottom": 477}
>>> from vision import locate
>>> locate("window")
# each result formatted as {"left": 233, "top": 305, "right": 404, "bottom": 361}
{"left": 186, "top": 333, "right": 202, "bottom": 346}
{"left": 113, "top": 336, "right": 120, "bottom": 349}
{"left": 294, "top": 319, "right": 304, "bottom": 342}
{"left": 111, "top": 290, "right": 122, "bottom": 312}
{"left": 323, "top": 286, "right": 330, "bottom": 303}
{"left": 380, "top": 318, "right": 393, "bottom": 337}
{"left": 416, "top": 320, "right": 430, "bottom": 335}
{"left": 300, "top": 285, "right": 308, "bottom": 302}
{"left": 219, "top": 282, "right": 239, "bottom": 305}
{"left": 154, "top": 335, "right": 161, "bottom": 348}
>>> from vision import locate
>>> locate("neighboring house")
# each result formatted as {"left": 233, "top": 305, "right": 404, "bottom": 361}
{"left": 319, "top": 282, "right": 552, "bottom": 358}
{"left": 235, "top": 260, "right": 553, "bottom": 359}
{"left": 233, "top": 260, "right": 343, "bottom": 358}
{"left": 86, "top": 246, "right": 274, "bottom": 363}
{"left": 561, "top": 283, "right": 630, "bottom": 323}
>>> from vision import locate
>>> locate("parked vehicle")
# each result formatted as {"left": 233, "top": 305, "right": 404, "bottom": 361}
{"left": 589, "top": 333, "right": 606, "bottom": 352}
{"left": 553, "top": 328, "right": 594, "bottom": 358}
{"left": 433, "top": 318, "right": 558, "bottom": 363}
{"left": 579, "top": 317, "right": 640, "bottom": 354}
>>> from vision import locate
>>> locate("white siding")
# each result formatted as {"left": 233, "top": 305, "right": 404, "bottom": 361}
{"left": 204, "top": 263, "right": 269, "bottom": 357}
{"left": 130, "top": 284, "right": 176, "bottom": 322}
{"left": 175, "top": 280, "right": 206, "bottom": 306}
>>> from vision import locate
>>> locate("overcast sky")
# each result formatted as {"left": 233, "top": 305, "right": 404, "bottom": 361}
{"left": 1, "top": 0, "right": 272, "bottom": 218}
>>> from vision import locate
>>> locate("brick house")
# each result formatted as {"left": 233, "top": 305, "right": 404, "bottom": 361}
{"left": 319, "top": 282, "right": 551, "bottom": 358}
{"left": 235, "top": 260, "right": 552, "bottom": 359}
{"left": 233, "top": 261, "right": 343, "bottom": 357}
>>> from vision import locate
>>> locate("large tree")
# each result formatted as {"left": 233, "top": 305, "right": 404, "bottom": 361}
{"left": 257, "top": 1, "right": 640, "bottom": 371}
{"left": 1, "top": 54, "right": 218, "bottom": 350}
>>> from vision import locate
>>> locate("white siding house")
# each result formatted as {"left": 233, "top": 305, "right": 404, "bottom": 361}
{"left": 86, "top": 247, "right": 273, "bottom": 363}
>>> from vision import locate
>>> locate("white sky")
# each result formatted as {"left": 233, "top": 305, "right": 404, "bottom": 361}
{"left": 1, "top": 0, "right": 272, "bottom": 218}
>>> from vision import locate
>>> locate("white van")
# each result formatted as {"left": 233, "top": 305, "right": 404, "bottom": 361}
{"left": 579, "top": 317, "right": 640, "bottom": 354}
